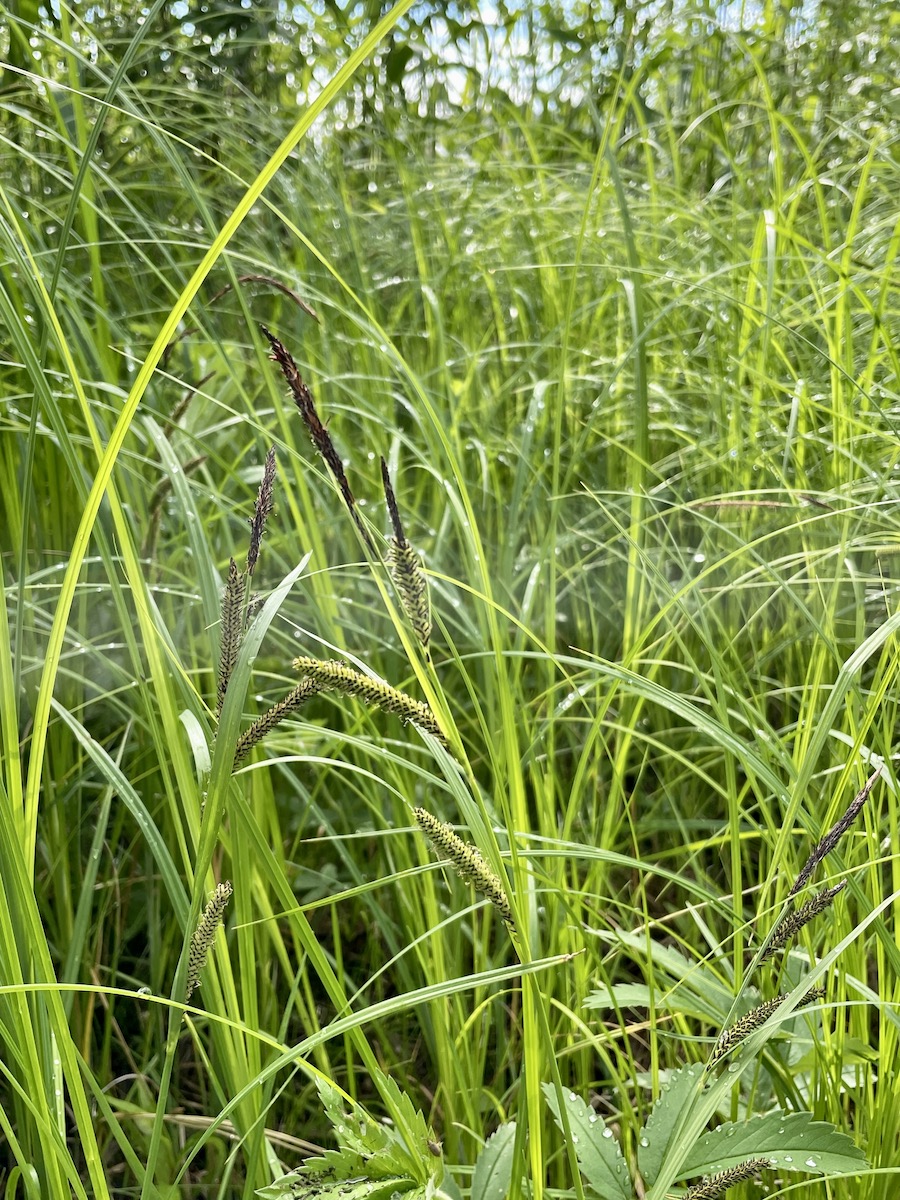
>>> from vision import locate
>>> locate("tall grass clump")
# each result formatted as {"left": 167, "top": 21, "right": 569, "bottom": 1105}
{"left": 0, "top": 1, "right": 898, "bottom": 1197}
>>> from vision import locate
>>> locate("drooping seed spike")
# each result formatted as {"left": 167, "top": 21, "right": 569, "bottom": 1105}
{"left": 232, "top": 678, "right": 327, "bottom": 768}
{"left": 387, "top": 539, "right": 432, "bottom": 650}
{"left": 185, "top": 881, "right": 233, "bottom": 1002}
{"left": 292, "top": 656, "right": 447, "bottom": 745}
{"left": 380, "top": 458, "right": 431, "bottom": 649}
{"left": 413, "top": 807, "right": 514, "bottom": 928}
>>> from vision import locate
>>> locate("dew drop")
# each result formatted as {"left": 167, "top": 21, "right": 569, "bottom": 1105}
{"left": 602, "top": 1128, "right": 613, "bottom": 1139}
{"left": 805, "top": 1158, "right": 817, "bottom": 1168}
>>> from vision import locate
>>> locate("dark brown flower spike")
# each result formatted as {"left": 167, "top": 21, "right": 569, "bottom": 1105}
{"left": 381, "top": 456, "right": 406, "bottom": 545}
{"left": 247, "top": 446, "right": 277, "bottom": 576}
{"left": 760, "top": 882, "right": 847, "bottom": 961}
{"left": 261, "top": 325, "right": 374, "bottom": 552}
{"left": 217, "top": 558, "right": 246, "bottom": 716}
{"left": 788, "top": 767, "right": 881, "bottom": 898}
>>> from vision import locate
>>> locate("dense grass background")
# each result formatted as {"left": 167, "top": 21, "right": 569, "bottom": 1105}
{"left": 1, "top": 1, "right": 899, "bottom": 1196}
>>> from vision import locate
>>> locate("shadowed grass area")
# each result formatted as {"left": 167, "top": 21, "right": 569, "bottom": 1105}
{"left": 1, "top": 4, "right": 899, "bottom": 1198}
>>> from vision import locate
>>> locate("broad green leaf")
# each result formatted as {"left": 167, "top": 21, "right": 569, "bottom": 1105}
{"left": 680, "top": 1112, "right": 869, "bottom": 1177}
{"left": 587, "top": 931, "right": 740, "bottom": 1024}
{"left": 543, "top": 1085, "right": 632, "bottom": 1200}
{"left": 179, "top": 709, "right": 211, "bottom": 780}
{"left": 584, "top": 985, "right": 653, "bottom": 1010}
{"left": 637, "top": 1065, "right": 706, "bottom": 1186}
{"left": 471, "top": 1122, "right": 516, "bottom": 1200}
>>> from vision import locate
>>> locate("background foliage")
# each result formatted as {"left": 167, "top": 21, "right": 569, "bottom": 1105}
{"left": 1, "top": 0, "right": 899, "bottom": 1197}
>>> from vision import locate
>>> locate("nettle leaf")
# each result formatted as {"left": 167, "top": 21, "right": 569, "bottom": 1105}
{"left": 365, "top": 1073, "right": 439, "bottom": 1182}
{"left": 257, "top": 1171, "right": 423, "bottom": 1200}
{"left": 314, "top": 1079, "right": 387, "bottom": 1160}
{"left": 680, "top": 1111, "right": 869, "bottom": 1178}
{"left": 543, "top": 1084, "right": 632, "bottom": 1200}
{"left": 637, "top": 1064, "right": 706, "bottom": 1187}
{"left": 379, "top": 1072, "right": 433, "bottom": 1151}
{"left": 261, "top": 1076, "right": 442, "bottom": 1200}
{"left": 471, "top": 1122, "right": 516, "bottom": 1200}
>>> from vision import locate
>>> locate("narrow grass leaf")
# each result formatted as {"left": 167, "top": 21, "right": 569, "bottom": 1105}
{"left": 50, "top": 700, "right": 189, "bottom": 924}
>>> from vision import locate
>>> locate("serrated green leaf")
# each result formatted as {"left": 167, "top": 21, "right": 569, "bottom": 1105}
{"left": 316, "top": 1076, "right": 346, "bottom": 1126}
{"left": 434, "top": 1172, "right": 463, "bottom": 1200}
{"left": 302, "top": 1074, "right": 441, "bottom": 1192}
{"left": 257, "top": 1172, "right": 421, "bottom": 1200}
{"left": 379, "top": 1071, "right": 432, "bottom": 1149}
{"left": 314, "top": 1077, "right": 390, "bottom": 1160}
{"left": 367, "top": 1145, "right": 424, "bottom": 1179}
{"left": 356, "top": 1073, "right": 437, "bottom": 1184}
{"left": 543, "top": 1084, "right": 632, "bottom": 1200}
{"left": 281, "top": 1149, "right": 365, "bottom": 1181}
{"left": 680, "top": 1112, "right": 868, "bottom": 1178}
{"left": 471, "top": 1122, "right": 516, "bottom": 1200}
{"left": 638, "top": 1064, "right": 706, "bottom": 1186}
